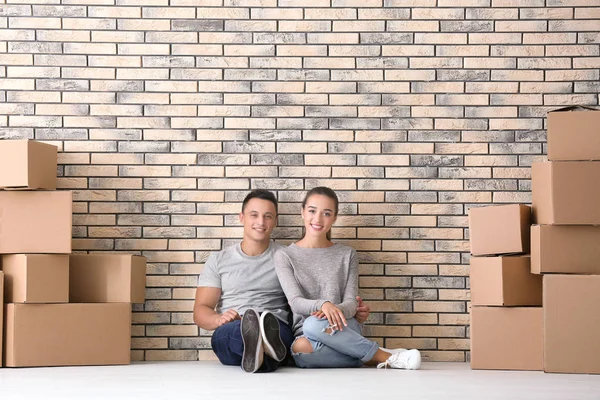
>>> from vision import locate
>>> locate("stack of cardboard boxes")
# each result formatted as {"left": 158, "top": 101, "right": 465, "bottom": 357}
{"left": 468, "top": 204, "right": 544, "bottom": 371}
{"left": 531, "top": 106, "right": 600, "bottom": 374}
{"left": 0, "top": 140, "right": 147, "bottom": 368}
{"left": 469, "top": 106, "right": 600, "bottom": 375}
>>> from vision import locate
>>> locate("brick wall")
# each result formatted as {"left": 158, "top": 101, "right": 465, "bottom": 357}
{"left": 0, "top": 0, "right": 599, "bottom": 362}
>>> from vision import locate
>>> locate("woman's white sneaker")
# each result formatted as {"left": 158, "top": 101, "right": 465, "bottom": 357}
{"left": 377, "top": 349, "right": 421, "bottom": 370}
{"left": 380, "top": 347, "right": 407, "bottom": 355}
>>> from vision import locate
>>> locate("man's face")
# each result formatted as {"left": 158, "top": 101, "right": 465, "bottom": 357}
{"left": 239, "top": 198, "right": 277, "bottom": 243}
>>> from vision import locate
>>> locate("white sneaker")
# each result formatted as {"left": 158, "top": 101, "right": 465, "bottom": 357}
{"left": 380, "top": 347, "right": 408, "bottom": 355}
{"left": 377, "top": 349, "right": 421, "bottom": 370}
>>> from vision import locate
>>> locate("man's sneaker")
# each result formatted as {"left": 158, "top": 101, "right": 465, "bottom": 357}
{"left": 259, "top": 311, "right": 287, "bottom": 362}
{"left": 377, "top": 349, "right": 421, "bottom": 370}
{"left": 240, "top": 309, "right": 263, "bottom": 373}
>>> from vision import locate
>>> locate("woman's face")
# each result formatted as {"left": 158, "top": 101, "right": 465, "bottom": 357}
{"left": 301, "top": 194, "right": 337, "bottom": 239}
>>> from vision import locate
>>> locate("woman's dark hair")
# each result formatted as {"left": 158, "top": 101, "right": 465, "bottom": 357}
{"left": 301, "top": 186, "right": 339, "bottom": 240}
{"left": 242, "top": 189, "right": 278, "bottom": 214}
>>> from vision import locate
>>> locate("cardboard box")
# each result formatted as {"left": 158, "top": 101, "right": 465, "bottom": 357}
{"left": 468, "top": 204, "right": 531, "bottom": 256}
{"left": 531, "top": 225, "right": 600, "bottom": 275}
{"left": 0, "top": 271, "right": 3, "bottom": 368}
{"left": 69, "top": 254, "right": 146, "bottom": 304}
{"left": 0, "top": 254, "right": 69, "bottom": 303}
{"left": 532, "top": 161, "right": 600, "bottom": 225}
{"left": 470, "top": 256, "right": 542, "bottom": 306}
{"left": 470, "top": 306, "right": 543, "bottom": 371}
{"left": 0, "top": 191, "right": 72, "bottom": 254}
{"left": 547, "top": 106, "right": 600, "bottom": 161}
{"left": 0, "top": 140, "right": 57, "bottom": 190}
{"left": 4, "top": 303, "right": 131, "bottom": 367}
{"left": 544, "top": 275, "right": 600, "bottom": 374}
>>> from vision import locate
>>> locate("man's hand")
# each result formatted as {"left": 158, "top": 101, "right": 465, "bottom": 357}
{"left": 355, "top": 296, "right": 371, "bottom": 324}
{"left": 194, "top": 286, "right": 228, "bottom": 330}
{"left": 215, "top": 309, "right": 241, "bottom": 327}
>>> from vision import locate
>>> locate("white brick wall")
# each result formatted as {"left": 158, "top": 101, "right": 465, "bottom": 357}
{"left": 0, "top": 0, "right": 599, "bottom": 362}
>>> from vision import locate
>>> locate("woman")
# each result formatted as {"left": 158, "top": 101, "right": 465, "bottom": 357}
{"left": 274, "top": 186, "right": 421, "bottom": 369}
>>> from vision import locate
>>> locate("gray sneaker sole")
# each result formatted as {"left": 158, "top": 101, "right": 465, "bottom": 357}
{"left": 260, "top": 312, "right": 287, "bottom": 362}
{"left": 241, "top": 309, "right": 262, "bottom": 373}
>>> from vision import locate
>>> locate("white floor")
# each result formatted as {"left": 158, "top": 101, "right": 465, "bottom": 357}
{"left": 1, "top": 361, "right": 600, "bottom": 400}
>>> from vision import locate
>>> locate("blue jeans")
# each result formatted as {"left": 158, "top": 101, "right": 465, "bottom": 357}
{"left": 292, "top": 316, "right": 379, "bottom": 368}
{"left": 211, "top": 317, "right": 294, "bottom": 373}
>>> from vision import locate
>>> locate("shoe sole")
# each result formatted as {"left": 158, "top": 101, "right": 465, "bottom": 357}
{"left": 260, "top": 312, "right": 287, "bottom": 362}
{"left": 241, "top": 309, "right": 262, "bottom": 373}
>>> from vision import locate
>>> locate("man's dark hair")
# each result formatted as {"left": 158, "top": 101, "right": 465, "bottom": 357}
{"left": 241, "top": 189, "right": 278, "bottom": 213}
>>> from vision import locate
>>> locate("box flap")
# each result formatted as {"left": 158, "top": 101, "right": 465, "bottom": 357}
{"left": 0, "top": 272, "right": 3, "bottom": 368}
{"left": 530, "top": 225, "right": 542, "bottom": 274}
{"left": 502, "top": 256, "right": 542, "bottom": 306}
{"left": 531, "top": 162, "right": 553, "bottom": 224}
{"left": 0, "top": 140, "right": 29, "bottom": 189}
{"left": 28, "top": 140, "right": 58, "bottom": 190}
{"left": 130, "top": 255, "right": 147, "bottom": 304}
{"left": 4, "top": 303, "right": 16, "bottom": 368}
{"left": 70, "top": 254, "right": 146, "bottom": 303}
{"left": 549, "top": 105, "right": 599, "bottom": 113}
{"left": 519, "top": 204, "right": 532, "bottom": 251}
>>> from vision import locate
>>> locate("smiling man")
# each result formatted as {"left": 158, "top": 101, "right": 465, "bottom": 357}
{"left": 193, "top": 189, "right": 371, "bottom": 373}
{"left": 193, "top": 189, "right": 292, "bottom": 373}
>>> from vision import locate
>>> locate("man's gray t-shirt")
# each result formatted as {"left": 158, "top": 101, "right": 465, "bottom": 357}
{"left": 198, "top": 241, "right": 289, "bottom": 323}
{"left": 274, "top": 243, "right": 358, "bottom": 335}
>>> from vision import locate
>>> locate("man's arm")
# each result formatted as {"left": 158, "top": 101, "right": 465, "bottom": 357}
{"left": 193, "top": 286, "right": 240, "bottom": 331}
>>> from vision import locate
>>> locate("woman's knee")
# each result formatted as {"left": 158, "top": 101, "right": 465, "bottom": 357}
{"left": 302, "top": 316, "right": 329, "bottom": 338}
{"left": 291, "top": 337, "right": 313, "bottom": 354}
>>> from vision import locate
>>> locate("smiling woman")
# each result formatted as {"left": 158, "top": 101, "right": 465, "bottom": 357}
{"left": 301, "top": 187, "right": 338, "bottom": 242}
{"left": 274, "top": 187, "right": 422, "bottom": 370}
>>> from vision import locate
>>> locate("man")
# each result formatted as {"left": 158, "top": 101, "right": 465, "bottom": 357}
{"left": 193, "top": 189, "right": 371, "bottom": 373}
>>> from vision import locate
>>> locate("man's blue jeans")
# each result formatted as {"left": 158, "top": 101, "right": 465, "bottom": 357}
{"left": 211, "top": 317, "right": 294, "bottom": 372}
{"left": 292, "top": 316, "right": 379, "bottom": 368}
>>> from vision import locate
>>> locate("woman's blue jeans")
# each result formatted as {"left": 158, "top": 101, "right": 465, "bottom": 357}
{"left": 292, "top": 316, "right": 379, "bottom": 368}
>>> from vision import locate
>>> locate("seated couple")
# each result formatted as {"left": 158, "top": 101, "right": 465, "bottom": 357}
{"left": 193, "top": 187, "right": 421, "bottom": 373}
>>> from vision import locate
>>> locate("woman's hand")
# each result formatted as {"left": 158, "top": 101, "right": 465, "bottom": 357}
{"left": 320, "top": 302, "right": 347, "bottom": 331}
